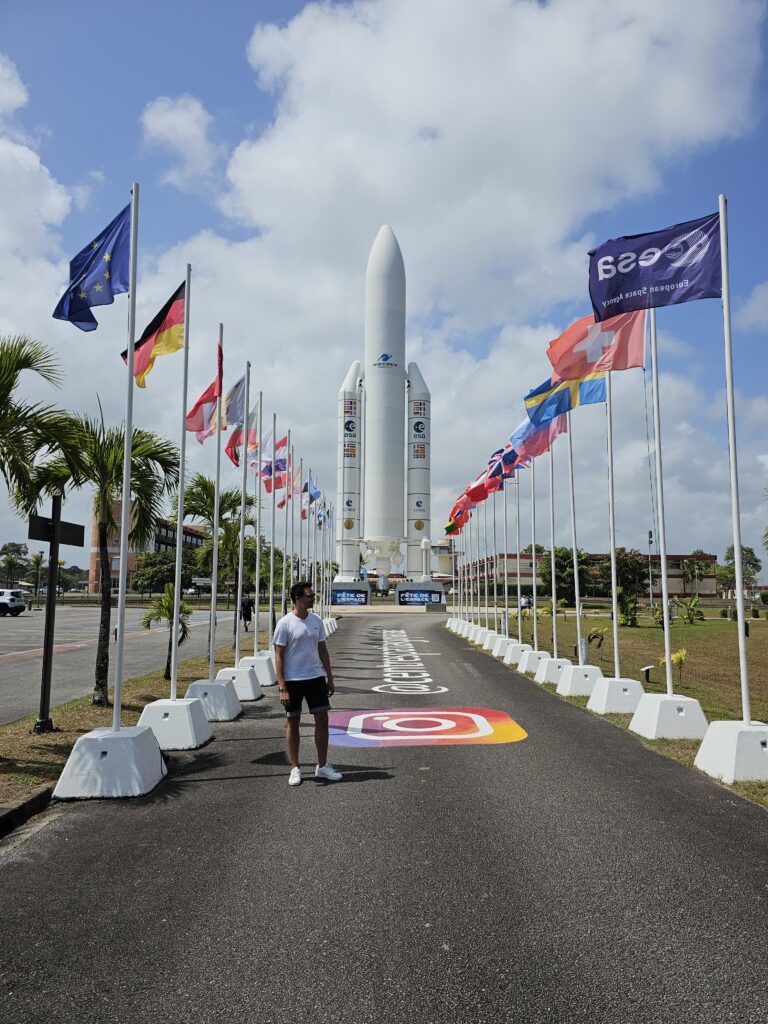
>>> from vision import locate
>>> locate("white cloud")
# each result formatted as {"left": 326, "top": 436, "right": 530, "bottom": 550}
{"left": 0, "top": 54, "right": 27, "bottom": 118}
{"left": 141, "top": 94, "right": 222, "bottom": 192}
{"left": 736, "top": 280, "right": 768, "bottom": 331}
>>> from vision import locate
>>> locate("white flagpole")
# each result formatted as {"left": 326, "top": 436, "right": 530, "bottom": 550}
{"left": 289, "top": 448, "right": 296, "bottom": 595}
{"left": 549, "top": 444, "right": 558, "bottom": 659}
{"left": 268, "top": 414, "right": 277, "bottom": 646}
{"left": 112, "top": 182, "right": 140, "bottom": 733}
{"left": 531, "top": 460, "right": 539, "bottom": 650}
{"left": 208, "top": 324, "right": 224, "bottom": 683}
{"left": 465, "top": 514, "right": 472, "bottom": 622}
{"left": 298, "top": 459, "right": 304, "bottom": 581}
{"left": 475, "top": 506, "right": 482, "bottom": 625}
{"left": 312, "top": 497, "right": 318, "bottom": 588}
{"left": 719, "top": 193, "right": 751, "bottom": 723}
{"left": 170, "top": 263, "right": 191, "bottom": 700}
{"left": 280, "top": 430, "right": 291, "bottom": 616}
{"left": 515, "top": 474, "right": 522, "bottom": 644}
{"left": 483, "top": 498, "right": 490, "bottom": 630}
{"left": 254, "top": 394, "right": 263, "bottom": 653}
{"left": 606, "top": 370, "right": 621, "bottom": 679}
{"left": 234, "top": 363, "right": 251, "bottom": 664}
{"left": 567, "top": 414, "right": 584, "bottom": 665}
{"left": 650, "top": 309, "right": 674, "bottom": 696}
{"left": 502, "top": 478, "right": 510, "bottom": 637}
{"left": 305, "top": 468, "right": 312, "bottom": 580}
{"left": 492, "top": 489, "right": 499, "bottom": 633}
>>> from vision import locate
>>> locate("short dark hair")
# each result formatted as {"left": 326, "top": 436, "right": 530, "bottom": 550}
{"left": 290, "top": 581, "right": 313, "bottom": 603}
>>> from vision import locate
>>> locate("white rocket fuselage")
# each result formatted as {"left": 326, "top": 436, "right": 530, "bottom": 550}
{"left": 362, "top": 226, "right": 407, "bottom": 583}
{"left": 335, "top": 361, "right": 363, "bottom": 582}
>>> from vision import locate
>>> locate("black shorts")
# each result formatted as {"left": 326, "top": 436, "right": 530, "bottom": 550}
{"left": 284, "top": 677, "right": 331, "bottom": 719}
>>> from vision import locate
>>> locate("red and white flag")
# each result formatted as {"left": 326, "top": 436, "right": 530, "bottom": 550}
{"left": 186, "top": 343, "right": 223, "bottom": 443}
{"left": 547, "top": 310, "right": 645, "bottom": 383}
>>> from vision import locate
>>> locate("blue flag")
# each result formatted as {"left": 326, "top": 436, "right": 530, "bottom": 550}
{"left": 524, "top": 372, "right": 606, "bottom": 428}
{"left": 588, "top": 211, "right": 721, "bottom": 322}
{"left": 53, "top": 204, "right": 131, "bottom": 331}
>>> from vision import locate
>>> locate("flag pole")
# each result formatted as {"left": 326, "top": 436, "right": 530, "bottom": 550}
{"left": 567, "top": 414, "right": 584, "bottom": 665}
{"left": 254, "top": 393, "right": 263, "bottom": 653}
{"left": 606, "top": 370, "right": 621, "bottom": 679}
{"left": 298, "top": 459, "right": 304, "bottom": 581}
{"left": 474, "top": 505, "right": 481, "bottom": 626}
{"left": 531, "top": 460, "right": 539, "bottom": 651}
{"left": 483, "top": 498, "right": 490, "bottom": 630}
{"left": 719, "top": 193, "right": 751, "bottom": 724}
{"left": 234, "top": 363, "right": 251, "bottom": 664}
{"left": 502, "top": 478, "right": 510, "bottom": 637}
{"left": 112, "top": 182, "right": 140, "bottom": 733}
{"left": 170, "top": 262, "right": 191, "bottom": 700}
{"left": 650, "top": 310, "right": 674, "bottom": 696}
{"left": 208, "top": 324, "right": 224, "bottom": 684}
{"left": 549, "top": 443, "right": 558, "bottom": 659}
{"left": 280, "top": 430, "right": 291, "bottom": 615}
{"left": 268, "top": 414, "right": 277, "bottom": 646}
{"left": 492, "top": 489, "right": 499, "bottom": 633}
{"left": 289, "top": 448, "right": 296, "bottom": 595}
{"left": 515, "top": 474, "right": 522, "bottom": 644}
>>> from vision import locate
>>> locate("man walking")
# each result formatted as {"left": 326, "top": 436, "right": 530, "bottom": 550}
{"left": 274, "top": 581, "right": 342, "bottom": 786}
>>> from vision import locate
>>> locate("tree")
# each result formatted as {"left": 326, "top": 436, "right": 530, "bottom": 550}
{"left": 30, "top": 412, "right": 179, "bottom": 705}
{"left": 680, "top": 550, "right": 710, "bottom": 596}
{"left": 25, "top": 551, "right": 46, "bottom": 605}
{"left": 0, "top": 336, "right": 82, "bottom": 500}
{"left": 538, "top": 546, "right": 591, "bottom": 606}
{"left": 724, "top": 544, "right": 762, "bottom": 589}
{"left": 596, "top": 548, "right": 648, "bottom": 600}
{"left": 1, "top": 551, "right": 24, "bottom": 586}
{"left": 140, "top": 583, "right": 193, "bottom": 680}
{"left": 132, "top": 550, "right": 196, "bottom": 596}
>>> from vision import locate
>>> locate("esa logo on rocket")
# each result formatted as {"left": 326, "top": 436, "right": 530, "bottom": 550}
{"left": 412, "top": 419, "right": 426, "bottom": 439}
{"left": 344, "top": 418, "right": 356, "bottom": 438}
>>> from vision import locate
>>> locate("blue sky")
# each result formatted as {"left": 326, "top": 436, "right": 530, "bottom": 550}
{"left": 1, "top": 0, "right": 767, "bottom": 576}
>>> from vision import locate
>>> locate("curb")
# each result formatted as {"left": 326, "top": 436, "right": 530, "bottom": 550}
{"left": 0, "top": 783, "right": 54, "bottom": 839}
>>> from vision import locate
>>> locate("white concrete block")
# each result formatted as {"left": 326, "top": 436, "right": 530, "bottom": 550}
{"left": 556, "top": 664, "right": 604, "bottom": 697}
{"left": 492, "top": 636, "right": 511, "bottom": 659}
{"left": 534, "top": 657, "right": 572, "bottom": 685}
{"left": 185, "top": 679, "right": 242, "bottom": 721}
{"left": 53, "top": 726, "right": 166, "bottom": 799}
{"left": 694, "top": 720, "right": 768, "bottom": 784}
{"left": 629, "top": 693, "right": 708, "bottom": 740}
{"left": 137, "top": 698, "right": 213, "bottom": 750}
{"left": 518, "top": 650, "right": 551, "bottom": 674}
{"left": 482, "top": 631, "right": 499, "bottom": 651}
{"left": 473, "top": 628, "right": 490, "bottom": 646}
{"left": 216, "top": 666, "right": 263, "bottom": 701}
{"left": 503, "top": 643, "right": 531, "bottom": 666}
{"left": 458, "top": 621, "right": 473, "bottom": 637}
{"left": 587, "top": 677, "right": 645, "bottom": 715}
{"left": 239, "top": 650, "right": 277, "bottom": 687}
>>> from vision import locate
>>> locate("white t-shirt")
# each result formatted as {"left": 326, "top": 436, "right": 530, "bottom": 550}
{"left": 273, "top": 611, "right": 326, "bottom": 680}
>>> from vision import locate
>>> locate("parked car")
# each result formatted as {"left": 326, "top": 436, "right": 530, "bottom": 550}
{"left": 0, "top": 589, "right": 27, "bottom": 616}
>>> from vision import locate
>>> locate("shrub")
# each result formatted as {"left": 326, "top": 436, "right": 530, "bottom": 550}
{"left": 751, "top": 606, "right": 760, "bottom": 619}
{"left": 729, "top": 606, "right": 738, "bottom": 621}
{"left": 760, "top": 591, "right": 768, "bottom": 606}
{"left": 720, "top": 607, "right": 728, "bottom": 618}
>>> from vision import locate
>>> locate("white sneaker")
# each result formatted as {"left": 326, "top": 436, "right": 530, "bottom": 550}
{"left": 288, "top": 767, "right": 302, "bottom": 786}
{"left": 315, "top": 763, "right": 342, "bottom": 782}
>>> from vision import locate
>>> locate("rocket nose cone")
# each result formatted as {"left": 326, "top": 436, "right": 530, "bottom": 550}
{"left": 366, "top": 225, "right": 405, "bottom": 309}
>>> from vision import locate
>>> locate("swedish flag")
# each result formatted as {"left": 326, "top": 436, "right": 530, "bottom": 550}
{"left": 53, "top": 204, "right": 130, "bottom": 331}
{"left": 524, "top": 371, "right": 606, "bottom": 428}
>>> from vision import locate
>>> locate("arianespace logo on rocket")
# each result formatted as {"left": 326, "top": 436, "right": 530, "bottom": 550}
{"left": 373, "top": 352, "right": 398, "bottom": 369}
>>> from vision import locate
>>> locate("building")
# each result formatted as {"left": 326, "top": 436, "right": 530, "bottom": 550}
{"left": 88, "top": 501, "right": 206, "bottom": 593}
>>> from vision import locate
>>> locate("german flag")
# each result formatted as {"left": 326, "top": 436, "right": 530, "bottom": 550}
{"left": 122, "top": 281, "right": 185, "bottom": 388}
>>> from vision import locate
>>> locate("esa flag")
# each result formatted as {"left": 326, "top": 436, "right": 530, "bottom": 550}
{"left": 53, "top": 204, "right": 131, "bottom": 332}
{"left": 547, "top": 310, "right": 645, "bottom": 382}
{"left": 524, "top": 374, "right": 605, "bottom": 428}
{"left": 589, "top": 212, "right": 721, "bottom": 322}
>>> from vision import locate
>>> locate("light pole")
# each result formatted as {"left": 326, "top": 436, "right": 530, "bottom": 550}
{"left": 648, "top": 530, "right": 654, "bottom": 610}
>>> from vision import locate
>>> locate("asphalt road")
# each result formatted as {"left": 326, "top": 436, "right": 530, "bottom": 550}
{"left": 1, "top": 613, "right": 766, "bottom": 1023}
{"left": 0, "top": 606, "right": 239, "bottom": 725}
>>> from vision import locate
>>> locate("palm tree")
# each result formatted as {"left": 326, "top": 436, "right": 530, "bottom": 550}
{"left": 0, "top": 335, "right": 82, "bottom": 500}
{"left": 140, "top": 583, "right": 193, "bottom": 680}
{"left": 2, "top": 552, "right": 22, "bottom": 586}
{"left": 26, "top": 551, "right": 46, "bottom": 607}
{"left": 30, "top": 411, "right": 179, "bottom": 705}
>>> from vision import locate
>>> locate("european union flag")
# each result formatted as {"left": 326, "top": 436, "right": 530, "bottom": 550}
{"left": 53, "top": 204, "right": 130, "bottom": 331}
{"left": 524, "top": 372, "right": 606, "bottom": 428}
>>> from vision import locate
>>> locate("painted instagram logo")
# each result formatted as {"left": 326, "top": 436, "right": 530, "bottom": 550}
{"left": 329, "top": 707, "right": 527, "bottom": 747}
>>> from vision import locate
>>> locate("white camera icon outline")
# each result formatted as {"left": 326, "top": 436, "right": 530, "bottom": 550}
{"left": 346, "top": 710, "right": 492, "bottom": 741}
{"left": 372, "top": 683, "right": 449, "bottom": 695}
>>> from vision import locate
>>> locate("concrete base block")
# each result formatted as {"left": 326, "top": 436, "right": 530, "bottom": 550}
{"left": 518, "top": 649, "right": 551, "bottom": 674}
{"left": 216, "top": 666, "right": 263, "bottom": 701}
{"left": 492, "top": 636, "right": 511, "bottom": 659}
{"left": 137, "top": 698, "right": 213, "bottom": 750}
{"left": 185, "top": 679, "right": 242, "bottom": 721}
{"left": 53, "top": 726, "right": 166, "bottom": 799}
{"left": 556, "top": 664, "right": 603, "bottom": 696}
{"left": 323, "top": 617, "right": 337, "bottom": 635}
{"left": 694, "top": 720, "right": 768, "bottom": 783}
{"left": 468, "top": 625, "right": 481, "bottom": 642}
{"left": 239, "top": 650, "right": 277, "bottom": 687}
{"left": 587, "top": 676, "right": 645, "bottom": 714}
{"left": 458, "top": 621, "right": 473, "bottom": 637}
{"left": 473, "top": 628, "right": 490, "bottom": 646}
{"left": 503, "top": 643, "right": 531, "bottom": 666}
{"left": 629, "top": 693, "right": 708, "bottom": 740}
{"left": 534, "top": 657, "right": 572, "bottom": 685}
{"left": 482, "top": 631, "right": 499, "bottom": 651}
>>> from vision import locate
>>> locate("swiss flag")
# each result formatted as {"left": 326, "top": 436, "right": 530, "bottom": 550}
{"left": 547, "top": 310, "right": 645, "bottom": 383}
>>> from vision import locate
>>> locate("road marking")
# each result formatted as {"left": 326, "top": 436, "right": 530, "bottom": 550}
{"left": 329, "top": 707, "right": 527, "bottom": 747}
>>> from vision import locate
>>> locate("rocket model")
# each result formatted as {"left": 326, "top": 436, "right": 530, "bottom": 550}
{"left": 335, "top": 225, "right": 432, "bottom": 588}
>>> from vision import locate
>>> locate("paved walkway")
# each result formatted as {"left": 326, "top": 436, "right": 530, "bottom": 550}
{"left": 1, "top": 613, "right": 766, "bottom": 1023}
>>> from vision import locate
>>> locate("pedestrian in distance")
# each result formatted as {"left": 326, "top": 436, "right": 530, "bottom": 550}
{"left": 274, "top": 580, "right": 341, "bottom": 786}
{"left": 240, "top": 592, "right": 255, "bottom": 632}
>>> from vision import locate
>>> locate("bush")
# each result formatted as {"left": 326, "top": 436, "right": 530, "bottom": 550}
{"left": 729, "top": 606, "right": 738, "bottom": 621}
{"left": 720, "top": 607, "right": 728, "bottom": 618}
{"left": 751, "top": 606, "right": 760, "bottom": 619}
{"left": 760, "top": 591, "right": 768, "bottom": 606}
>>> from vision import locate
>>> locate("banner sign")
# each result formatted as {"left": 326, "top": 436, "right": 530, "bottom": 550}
{"left": 398, "top": 590, "right": 442, "bottom": 606}
{"left": 332, "top": 590, "right": 369, "bottom": 606}
{"left": 588, "top": 211, "right": 721, "bottom": 321}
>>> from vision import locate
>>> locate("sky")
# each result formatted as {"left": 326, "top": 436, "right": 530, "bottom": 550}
{"left": 1, "top": 0, "right": 767, "bottom": 578}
